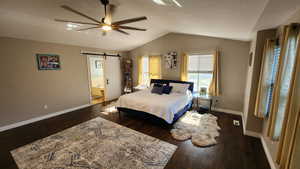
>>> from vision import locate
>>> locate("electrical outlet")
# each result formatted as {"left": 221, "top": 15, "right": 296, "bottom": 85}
{"left": 233, "top": 120, "right": 240, "bottom": 126}
{"left": 44, "top": 105, "right": 48, "bottom": 109}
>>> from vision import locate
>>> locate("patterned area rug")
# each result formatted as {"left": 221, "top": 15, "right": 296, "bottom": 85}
{"left": 11, "top": 117, "right": 177, "bottom": 169}
{"left": 171, "top": 111, "right": 221, "bottom": 147}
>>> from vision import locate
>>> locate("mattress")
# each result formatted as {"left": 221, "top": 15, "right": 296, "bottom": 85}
{"left": 116, "top": 89, "right": 193, "bottom": 124}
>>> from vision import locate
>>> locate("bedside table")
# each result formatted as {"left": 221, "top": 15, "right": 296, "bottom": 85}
{"left": 193, "top": 93, "right": 213, "bottom": 112}
{"left": 133, "top": 85, "right": 148, "bottom": 92}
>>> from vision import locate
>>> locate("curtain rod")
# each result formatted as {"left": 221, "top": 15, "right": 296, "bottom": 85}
{"left": 80, "top": 52, "right": 121, "bottom": 58}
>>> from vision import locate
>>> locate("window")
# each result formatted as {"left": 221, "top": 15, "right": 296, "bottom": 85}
{"left": 274, "top": 36, "right": 298, "bottom": 139}
{"left": 265, "top": 45, "right": 280, "bottom": 116}
{"left": 138, "top": 55, "right": 161, "bottom": 86}
{"left": 187, "top": 54, "right": 213, "bottom": 93}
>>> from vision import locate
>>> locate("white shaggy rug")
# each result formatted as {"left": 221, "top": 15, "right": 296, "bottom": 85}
{"left": 100, "top": 102, "right": 118, "bottom": 115}
{"left": 171, "top": 111, "right": 221, "bottom": 147}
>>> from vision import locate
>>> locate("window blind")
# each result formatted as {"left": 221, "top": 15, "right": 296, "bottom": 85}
{"left": 266, "top": 45, "right": 281, "bottom": 116}
{"left": 188, "top": 55, "right": 213, "bottom": 72}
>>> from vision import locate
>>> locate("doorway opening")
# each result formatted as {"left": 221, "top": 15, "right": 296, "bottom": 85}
{"left": 88, "top": 55, "right": 105, "bottom": 105}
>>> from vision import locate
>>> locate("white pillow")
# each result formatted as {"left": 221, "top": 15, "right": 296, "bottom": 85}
{"left": 169, "top": 83, "right": 190, "bottom": 94}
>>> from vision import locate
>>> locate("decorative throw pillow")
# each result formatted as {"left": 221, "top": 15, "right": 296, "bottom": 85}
{"left": 162, "top": 85, "right": 173, "bottom": 94}
{"left": 153, "top": 83, "right": 163, "bottom": 87}
{"left": 151, "top": 85, "right": 164, "bottom": 95}
{"left": 169, "top": 83, "right": 189, "bottom": 94}
{"left": 150, "top": 83, "right": 163, "bottom": 90}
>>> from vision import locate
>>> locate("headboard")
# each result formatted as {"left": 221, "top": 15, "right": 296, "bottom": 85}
{"left": 150, "top": 79, "right": 194, "bottom": 93}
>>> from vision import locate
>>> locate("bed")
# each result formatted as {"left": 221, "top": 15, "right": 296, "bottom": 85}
{"left": 116, "top": 79, "right": 194, "bottom": 125}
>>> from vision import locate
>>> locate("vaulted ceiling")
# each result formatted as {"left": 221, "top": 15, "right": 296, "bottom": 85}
{"left": 0, "top": 0, "right": 299, "bottom": 51}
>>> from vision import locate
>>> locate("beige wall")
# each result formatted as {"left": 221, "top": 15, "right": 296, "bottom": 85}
{"left": 0, "top": 37, "right": 125, "bottom": 127}
{"left": 243, "top": 29, "right": 277, "bottom": 133}
{"left": 243, "top": 29, "right": 278, "bottom": 166}
{"left": 243, "top": 32, "right": 257, "bottom": 129}
{"left": 129, "top": 33, "right": 250, "bottom": 112}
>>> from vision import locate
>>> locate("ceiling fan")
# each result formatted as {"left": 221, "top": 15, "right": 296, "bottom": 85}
{"left": 55, "top": 0, "right": 147, "bottom": 35}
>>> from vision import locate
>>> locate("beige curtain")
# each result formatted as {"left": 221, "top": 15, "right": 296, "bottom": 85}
{"left": 208, "top": 49, "right": 220, "bottom": 96}
{"left": 149, "top": 55, "right": 162, "bottom": 79}
{"left": 137, "top": 56, "right": 143, "bottom": 85}
{"left": 254, "top": 40, "right": 275, "bottom": 118}
{"left": 276, "top": 24, "right": 300, "bottom": 169}
{"left": 289, "top": 113, "right": 300, "bottom": 169}
{"left": 180, "top": 53, "right": 189, "bottom": 81}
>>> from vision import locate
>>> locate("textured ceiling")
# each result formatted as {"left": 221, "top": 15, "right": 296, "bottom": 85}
{"left": 0, "top": 0, "right": 299, "bottom": 51}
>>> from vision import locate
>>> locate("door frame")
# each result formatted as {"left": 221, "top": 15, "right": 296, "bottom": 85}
{"left": 86, "top": 55, "right": 107, "bottom": 104}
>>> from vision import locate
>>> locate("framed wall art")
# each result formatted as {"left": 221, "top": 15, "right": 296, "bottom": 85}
{"left": 36, "top": 54, "right": 61, "bottom": 70}
{"left": 164, "top": 51, "right": 177, "bottom": 69}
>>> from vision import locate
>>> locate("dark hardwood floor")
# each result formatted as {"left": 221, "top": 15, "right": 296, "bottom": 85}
{"left": 0, "top": 103, "right": 270, "bottom": 169}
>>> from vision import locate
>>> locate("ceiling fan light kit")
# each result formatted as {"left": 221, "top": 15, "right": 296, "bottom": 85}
{"left": 55, "top": 0, "right": 147, "bottom": 36}
{"left": 102, "top": 25, "right": 112, "bottom": 31}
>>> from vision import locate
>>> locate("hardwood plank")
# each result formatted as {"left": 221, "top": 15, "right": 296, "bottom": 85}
{"left": 0, "top": 103, "right": 270, "bottom": 169}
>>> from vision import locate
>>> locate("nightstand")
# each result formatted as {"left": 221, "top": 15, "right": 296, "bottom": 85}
{"left": 133, "top": 85, "right": 148, "bottom": 92}
{"left": 193, "top": 93, "right": 213, "bottom": 113}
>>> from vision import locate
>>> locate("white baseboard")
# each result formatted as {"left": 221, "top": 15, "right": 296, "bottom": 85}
{"left": 260, "top": 136, "right": 279, "bottom": 169}
{"left": 0, "top": 104, "right": 91, "bottom": 132}
{"left": 241, "top": 113, "right": 261, "bottom": 138}
{"left": 213, "top": 108, "right": 242, "bottom": 116}
{"left": 244, "top": 130, "right": 261, "bottom": 138}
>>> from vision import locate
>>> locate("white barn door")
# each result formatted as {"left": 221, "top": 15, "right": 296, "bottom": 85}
{"left": 104, "top": 57, "right": 122, "bottom": 101}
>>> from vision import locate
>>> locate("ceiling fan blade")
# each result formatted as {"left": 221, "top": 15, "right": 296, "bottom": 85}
{"left": 112, "top": 16, "right": 147, "bottom": 25}
{"left": 118, "top": 26, "right": 146, "bottom": 31}
{"left": 104, "top": 4, "right": 116, "bottom": 25}
{"left": 61, "top": 5, "right": 103, "bottom": 24}
{"left": 55, "top": 19, "right": 99, "bottom": 26}
{"left": 77, "top": 26, "right": 100, "bottom": 31}
{"left": 114, "top": 29, "right": 130, "bottom": 35}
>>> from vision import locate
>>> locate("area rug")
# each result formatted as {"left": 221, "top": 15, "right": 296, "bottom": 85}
{"left": 170, "top": 111, "right": 221, "bottom": 147}
{"left": 11, "top": 117, "right": 177, "bottom": 169}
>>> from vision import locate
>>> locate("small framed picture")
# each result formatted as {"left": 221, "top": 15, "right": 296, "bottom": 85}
{"left": 200, "top": 87, "right": 207, "bottom": 96}
{"left": 36, "top": 54, "right": 61, "bottom": 70}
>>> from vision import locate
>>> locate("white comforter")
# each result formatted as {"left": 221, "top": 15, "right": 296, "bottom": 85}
{"left": 116, "top": 89, "right": 193, "bottom": 124}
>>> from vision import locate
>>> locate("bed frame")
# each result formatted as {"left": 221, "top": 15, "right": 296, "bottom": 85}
{"left": 117, "top": 79, "right": 194, "bottom": 126}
